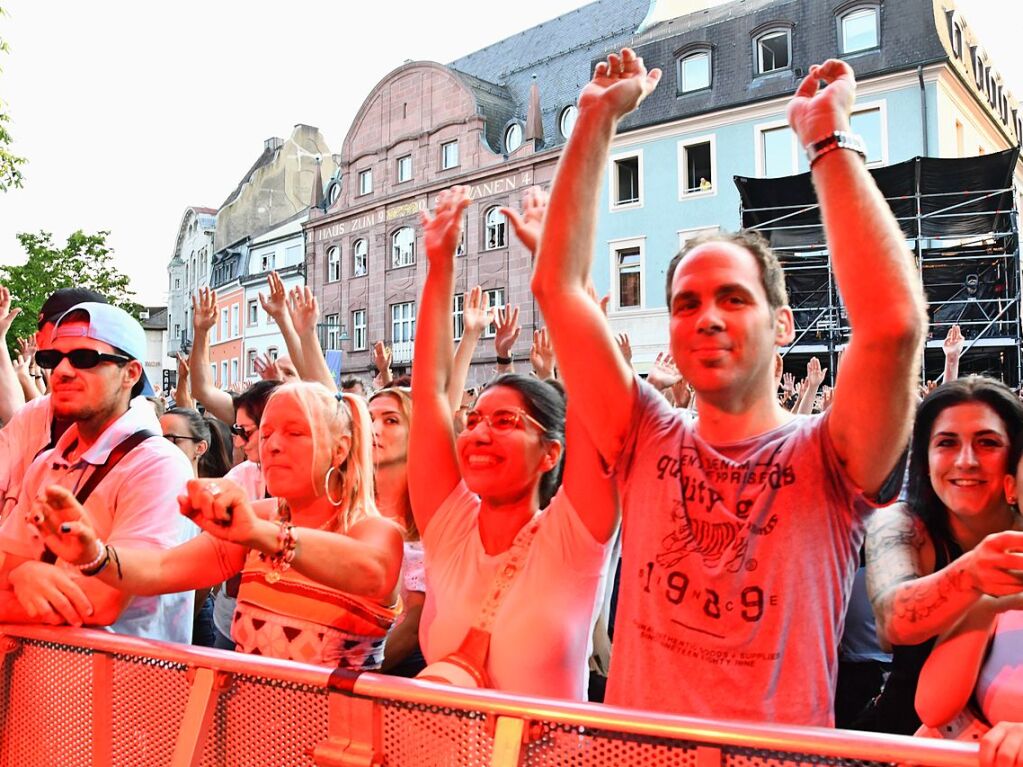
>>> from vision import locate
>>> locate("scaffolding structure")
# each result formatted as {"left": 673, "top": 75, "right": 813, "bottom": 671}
{"left": 735, "top": 147, "right": 1021, "bottom": 388}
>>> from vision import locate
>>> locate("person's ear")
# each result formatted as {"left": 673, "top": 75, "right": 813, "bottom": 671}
{"left": 1005, "top": 472, "right": 1018, "bottom": 507}
{"left": 332, "top": 433, "right": 352, "bottom": 467}
{"left": 774, "top": 307, "right": 795, "bottom": 346}
{"left": 541, "top": 440, "right": 563, "bottom": 472}
{"left": 195, "top": 439, "right": 209, "bottom": 458}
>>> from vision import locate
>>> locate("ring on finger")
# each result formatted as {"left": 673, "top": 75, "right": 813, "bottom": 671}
{"left": 208, "top": 483, "right": 222, "bottom": 498}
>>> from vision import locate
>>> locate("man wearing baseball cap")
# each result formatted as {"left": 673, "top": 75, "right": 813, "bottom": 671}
{"left": 0, "top": 302, "right": 195, "bottom": 642}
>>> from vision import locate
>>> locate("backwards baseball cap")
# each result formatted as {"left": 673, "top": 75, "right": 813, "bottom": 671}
{"left": 53, "top": 302, "right": 155, "bottom": 396}
{"left": 38, "top": 288, "right": 108, "bottom": 329}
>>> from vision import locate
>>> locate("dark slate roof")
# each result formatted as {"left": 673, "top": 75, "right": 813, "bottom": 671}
{"left": 142, "top": 306, "right": 168, "bottom": 331}
{"left": 449, "top": 0, "right": 652, "bottom": 149}
{"left": 617, "top": 0, "right": 950, "bottom": 133}
{"left": 449, "top": 70, "right": 517, "bottom": 153}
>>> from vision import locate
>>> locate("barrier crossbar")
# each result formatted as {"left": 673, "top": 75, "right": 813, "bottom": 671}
{"left": 0, "top": 624, "right": 979, "bottom": 767}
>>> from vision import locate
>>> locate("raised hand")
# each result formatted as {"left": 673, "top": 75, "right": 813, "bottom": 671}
{"left": 647, "top": 351, "right": 682, "bottom": 391}
{"left": 33, "top": 485, "right": 103, "bottom": 568}
{"left": 786, "top": 60, "right": 856, "bottom": 148}
{"left": 253, "top": 352, "right": 283, "bottom": 382}
{"left": 462, "top": 285, "right": 492, "bottom": 337}
{"left": 421, "top": 185, "right": 471, "bottom": 264}
{"left": 820, "top": 384, "right": 835, "bottom": 411}
{"left": 259, "top": 271, "right": 288, "bottom": 322}
{"left": 16, "top": 334, "right": 36, "bottom": 360}
{"left": 178, "top": 478, "right": 262, "bottom": 546}
{"left": 0, "top": 284, "right": 22, "bottom": 339}
{"left": 287, "top": 286, "right": 319, "bottom": 336}
{"left": 579, "top": 47, "right": 662, "bottom": 121}
{"left": 175, "top": 352, "right": 189, "bottom": 384}
{"left": 372, "top": 341, "right": 392, "bottom": 374}
{"left": 616, "top": 332, "right": 633, "bottom": 366}
{"left": 493, "top": 304, "right": 521, "bottom": 358}
{"left": 781, "top": 371, "right": 796, "bottom": 396}
{"left": 806, "top": 356, "right": 827, "bottom": 387}
{"left": 943, "top": 323, "right": 964, "bottom": 360}
{"left": 530, "top": 328, "right": 556, "bottom": 380}
{"left": 501, "top": 186, "right": 549, "bottom": 255}
{"left": 192, "top": 287, "right": 218, "bottom": 332}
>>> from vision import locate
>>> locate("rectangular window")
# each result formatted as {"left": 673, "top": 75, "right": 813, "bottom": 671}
{"left": 841, "top": 7, "right": 879, "bottom": 53}
{"left": 231, "top": 305, "right": 239, "bottom": 337}
{"left": 396, "top": 155, "right": 412, "bottom": 183}
{"left": 210, "top": 363, "right": 217, "bottom": 383}
{"left": 247, "top": 300, "right": 258, "bottom": 326}
{"left": 173, "top": 323, "right": 181, "bottom": 340}
{"left": 231, "top": 358, "right": 239, "bottom": 384}
{"left": 247, "top": 349, "right": 257, "bottom": 376}
{"left": 267, "top": 347, "right": 278, "bottom": 361}
{"left": 391, "top": 302, "right": 416, "bottom": 344}
{"left": 610, "top": 239, "right": 645, "bottom": 310}
{"left": 453, "top": 293, "right": 465, "bottom": 340}
{"left": 220, "top": 308, "right": 229, "bottom": 341}
{"left": 441, "top": 140, "right": 459, "bottom": 170}
{"left": 759, "top": 124, "right": 797, "bottom": 177}
{"left": 220, "top": 361, "right": 228, "bottom": 387}
{"left": 284, "top": 244, "right": 302, "bottom": 265}
{"left": 612, "top": 153, "right": 642, "bottom": 207}
{"left": 678, "top": 51, "right": 711, "bottom": 93}
{"left": 679, "top": 136, "right": 715, "bottom": 196}
{"left": 325, "top": 313, "right": 341, "bottom": 351}
{"left": 850, "top": 105, "right": 884, "bottom": 165}
{"left": 259, "top": 252, "right": 274, "bottom": 272}
{"left": 483, "top": 288, "right": 505, "bottom": 338}
{"left": 756, "top": 29, "right": 791, "bottom": 74}
{"left": 358, "top": 168, "right": 373, "bottom": 196}
{"left": 352, "top": 309, "right": 367, "bottom": 351}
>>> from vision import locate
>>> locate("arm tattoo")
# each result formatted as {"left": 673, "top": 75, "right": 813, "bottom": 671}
{"left": 890, "top": 564, "right": 971, "bottom": 624}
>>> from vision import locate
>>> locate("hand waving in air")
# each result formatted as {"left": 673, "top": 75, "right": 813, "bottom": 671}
{"left": 579, "top": 47, "right": 662, "bottom": 120}
{"left": 786, "top": 59, "right": 856, "bottom": 147}
{"left": 501, "top": 186, "right": 549, "bottom": 256}
{"left": 0, "top": 284, "right": 22, "bottom": 340}
{"left": 286, "top": 286, "right": 320, "bottom": 336}
{"left": 421, "top": 185, "right": 471, "bottom": 264}
{"left": 259, "top": 271, "right": 289, "bottom": 323}
{"left": 253, "top": 352, "right": 284, "bottom": 382}
{"left": 493, "top": 304, "right": 521, "bottom": 359}
{"left": 530, "top": 328, "right": 556, "bottom": 380}
{"left": 943, "top": 323, "right": 964, "bottom": 361}
{"left": 192, "top": 287, "right": 218, "bottom": 332}
{"left": 647, "top": 351, "right": 683, "bottom": 391}
{"left": 462, "top": 285, "right": 493, "bottom": 338}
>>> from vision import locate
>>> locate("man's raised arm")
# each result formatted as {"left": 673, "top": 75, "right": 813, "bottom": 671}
{"left": 788, "top": 60, "right": 926, "bottom": 495}
{"left": 529, "top": 48, "right": 660, "bottom": 463}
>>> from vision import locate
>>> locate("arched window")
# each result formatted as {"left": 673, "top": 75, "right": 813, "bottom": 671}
{"left": 353, "top": 238, "right": 368, "bottom": 277}
{"left": 504, "top": 123, "right": 523, "bottom": 153}
{"left": 327, "top": 246, "right": 341, "bottom": 282}
{"left": 391, "top": 227, "right": 415, "bottom": 268}
{"left": 754, "top": 26, "right": 791, "bottom": 75}
{"left": 838, "top": 5, "right": 879, "bottom": 54}
{"left": 484, "top": 207, "right": 506, "bottom": 250}
{"left": 677, "top": 48, "right": 711, "bottom": 93}
{"left": 559, "top": 105, "right": 579, "bottom": 138}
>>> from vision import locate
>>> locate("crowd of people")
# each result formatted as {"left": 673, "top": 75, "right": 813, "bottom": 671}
{"left": 0, "top": 51, "right": 1020, "bottom": 762}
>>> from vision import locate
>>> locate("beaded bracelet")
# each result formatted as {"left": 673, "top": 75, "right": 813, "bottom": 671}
{"left": 79, "top": 543, "right": 111, "bottom": 577}
{"left": 261, "top": 521, "right": 297, "bottom": 584}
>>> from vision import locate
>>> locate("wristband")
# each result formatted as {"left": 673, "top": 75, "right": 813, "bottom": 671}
{"left": 78, "top": 542, "right": 110, "bottom": 577}
{"left": 496, "top": 355, "right": 512, "bottom": 365}
{"left": 806, "top": 131, "right": 867, "bottom": 168}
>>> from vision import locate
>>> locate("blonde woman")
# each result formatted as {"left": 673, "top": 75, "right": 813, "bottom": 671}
{"left": 36, "top": 382, "right": 404, "bottom": 670}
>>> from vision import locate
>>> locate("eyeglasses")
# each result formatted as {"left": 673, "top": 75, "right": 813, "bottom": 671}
{"left": 164, "top": 434, "right": 204, "bottom": 445}
{"left": 230, "top": 424, "right": 257, "bottom": 439}
{"left": 35, "top": 349, "right": 133, "bottom": 370}
{"left": 463, "top": 407, "right": 546, "bottom": 434}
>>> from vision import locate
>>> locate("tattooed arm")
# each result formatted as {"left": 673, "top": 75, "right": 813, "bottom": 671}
{"left": 866, "top": 503, "right": 975, "bottom": 645}
{"left": 867, "top": 504, "right": 1023, "bottom": 645}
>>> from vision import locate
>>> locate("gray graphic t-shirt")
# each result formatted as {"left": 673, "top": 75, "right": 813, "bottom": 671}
{"left": 605, "top": 379, "right": 878, "bottom": 726}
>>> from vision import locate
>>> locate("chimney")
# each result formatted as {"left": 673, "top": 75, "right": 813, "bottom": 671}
{"left": 525, "top": 76, "right": 544, "bottom": 145}
{"left": 264, "top": 136, "right": 284, "bottom": 152}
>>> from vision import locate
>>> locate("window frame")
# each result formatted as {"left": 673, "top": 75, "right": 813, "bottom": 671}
{"left": 608, "top": 236, "right": 646, "bottom": 312}
{"left": 441, "top": 140, "right": 459, "bottom": 170}
{"left": 391, "top": 227, "right": 416, "bottom": 269}
{"left": 754, "top": 118, "right": 800, "bottom": 178}
{"left": 453, "top": 293, "right": 465, "bottom": 340}
{"left": 559, "top": 105, "right": 579, "bottom": 138}
{"left": 327, "top": 246, "right": 341, "bottom": 283}
{"left": 504, "top": 122, "right": 523, "bottom": 153}
{"left": 247, "top": 299, "right": 258, "bottom": 327}
{"left": 396, "top": 154, "right": 413, "bottom": 184}
{"left": 753, "top": 26, "right": 792, "bottom": 76}
{"left": 609, "top": 149, "right": 644, "bottom": 211}
{"left": 483, "top": 207, "right": 507, "bottom": 251}
{"left": 358, "top": 168, "right": 373, "bottom": 196}
{"left": 352, "top": 309, "right": 367, "bottom": 351}
{"left": 482, "top": 288, "right": 505, "bottom": 338}
{"left": 676, "top": 48, "right": 712, "bottom": 95}
{"left": 838, "top": 4, "right": 880, "bottom": 55}
{"left": 324, "top": 313, "right": 341, "bottom": 351}
{"left": 677, "top": 134, "right": 717, "bottom": 199}
{"left": 352, "top": 238, "right": 368, "bottom": 277}
{"left": 247, "top": 349, "right": 257, "bottom": 377}
{"left": 390, "top": 301, "right": 416, "bottom": 345}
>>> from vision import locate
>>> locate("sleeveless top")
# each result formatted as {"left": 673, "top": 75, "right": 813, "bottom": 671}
{"left": 231, "top": 500, "right": 402, "bottom": 670}
{"left": 867, "top": 531, "right": 962, "bottom": 734}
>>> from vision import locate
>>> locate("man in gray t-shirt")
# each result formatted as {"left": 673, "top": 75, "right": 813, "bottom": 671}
{"left": 528, "top": 51, "right": 925, "bottom": 725}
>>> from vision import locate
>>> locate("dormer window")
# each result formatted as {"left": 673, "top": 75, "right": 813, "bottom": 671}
{"left": 677, "top": 48, "right": 711, "bottom": 94}
{"left": 754, "top": 27, "right": 791, "bottom": 75}
{"left": 504, "top": 123, "right": 523, "bottom": 153}
{"left": 839, "top": 5, "right": 879, "bottom": 54}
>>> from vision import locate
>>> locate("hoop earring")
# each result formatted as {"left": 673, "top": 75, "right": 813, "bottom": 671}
{"left": 324, "top": 465, "right": 344, "bottom": 507}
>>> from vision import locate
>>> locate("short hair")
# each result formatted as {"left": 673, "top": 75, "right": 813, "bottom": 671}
{"left": 340, "top": 376, "right": 366, "bottom": 393}
{"left": 907, "top": 376, "right": 1023, "bottom": 544}
{"left": 232, "top": 379, "right": 281, "bottom": 425}
{"left": 38, "top": 288, "right": 107, "bottom": 329}
{"left": 664, "top": 230, "right": 788, "bottom": 310}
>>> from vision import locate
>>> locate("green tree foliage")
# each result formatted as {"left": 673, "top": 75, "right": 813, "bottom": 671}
{"left": 0, "top": 5, "right": 26, "bottom": 192}
{"left": 0, "top": 230, "right": 143, "bottom": 352}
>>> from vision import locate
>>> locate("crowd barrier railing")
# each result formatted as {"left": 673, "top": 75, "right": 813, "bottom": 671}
{"left": 0, "top": 623, "right": 980, "bottom": 767}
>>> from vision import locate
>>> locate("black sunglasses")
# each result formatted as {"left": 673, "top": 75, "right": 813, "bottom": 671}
{"left": 35, "top": 349, "right": 133, "bottom": 370}
{"left": 164, "top": 434, "right": 204, "bottom": 445}
{"left": 230, "top": 424, "right": 257, "bottom": 438}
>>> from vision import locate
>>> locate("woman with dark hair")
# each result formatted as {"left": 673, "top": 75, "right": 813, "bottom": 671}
{"left": 865, "top": 376, "right": 1023, "bottom": 734}
{"left": 408, "top": 186, "right": 617, "bottom": 699}
{"left": 200, "top": 415, "right": 234, "bottom": 478}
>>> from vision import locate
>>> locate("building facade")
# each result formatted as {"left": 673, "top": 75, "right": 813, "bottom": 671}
{"left": 305, "top": 0, "right": 650, "bottom": 384}
{"left": 166, "top": 207, "right": 216, "bottom": 357}
{"left": 590, "top": 0, "right": 1021, "bottom": 373}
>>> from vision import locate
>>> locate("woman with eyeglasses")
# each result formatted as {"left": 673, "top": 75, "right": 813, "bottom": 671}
{"left": 35, "top": 382, "right": 404, "bottom": 670}
{"left": 409, "top": 187, "right": 617, "bottom": 699}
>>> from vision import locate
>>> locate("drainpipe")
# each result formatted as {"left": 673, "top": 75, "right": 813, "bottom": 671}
{"left": 918, "top": 65, "right": 929, "bottom": 156}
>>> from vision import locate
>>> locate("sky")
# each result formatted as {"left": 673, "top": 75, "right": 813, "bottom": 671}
{"left": 0, "top": 0, "right": 1019, "bottom": 307}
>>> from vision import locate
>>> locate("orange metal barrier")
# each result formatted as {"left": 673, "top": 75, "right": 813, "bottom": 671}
{"left": 0, "top": 624, "right": 979, "bottom": 767}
